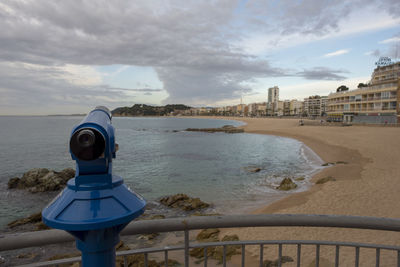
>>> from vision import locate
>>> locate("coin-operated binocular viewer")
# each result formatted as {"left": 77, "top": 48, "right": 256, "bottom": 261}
{"left": 42, "top": 106, "right": 146, "bottom": 267}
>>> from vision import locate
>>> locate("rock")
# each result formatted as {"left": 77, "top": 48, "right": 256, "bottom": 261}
{"left": 159, "top": 194, "right": 210, "bottom": 211}
{"left": 190, "top": 233, "right": 241, "bottom": 264}
{"left": 17, "top": 253, "right": 38, "bottom": 259}
{"left": 263, "top": 256, "right": 294, "bottom": 267}
{"left": 7, "top": 177, "right": 20, "bottom": 189}
{"left": 321, "top": 162, "right": 335, "bottom": 166}
{"left": 196, "top": 228, "right": 220, "bottom": 242}
{"left": 56, "top": 168, "right": 76, "bottom": 180}
{"left": 221, "top": 234, "right": 239, "bottom": 242}
{"left": 316, "top": 176, "right": 336, "bottom": 184}
{"left": 221, "top": 234, "right": 241, "bottom": 249}
{"left": 19, "top": 168, "right": 50, "bottom": 188}
{"left": 116, "top": 241, "right": 131, "bottom": 251}
{"left": 35, "top": 222, "right": 51, "bottom": 231}
{"left": 185, "top": 126, "right": 244, "bottom": 134}
{"left": 276, "top": 178, "right": 298, "bottom": 191}
{"left": 7, "top": 167, "right": 75, "bottom": 193}
{"left": 243, "top": 166, "right": 262, "bottom": 173}
{"left": 138, "top": 233, "right": 159, "bottom": 240}
{"left": 295, "top": 177, "right": 305, "bottom": 181}
{"left": 8, "top": 212, "right": 42, "bottom": 228}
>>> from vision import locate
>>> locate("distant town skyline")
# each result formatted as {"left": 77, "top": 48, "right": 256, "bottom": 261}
{"left": 0, "top": 0, "right": 399, "bottom": 115}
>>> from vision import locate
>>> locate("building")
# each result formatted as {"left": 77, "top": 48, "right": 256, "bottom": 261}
{"left": 303, "top": 95, "right": 327, "bottom": 117}
{"left": 289, "top": 100, "right": 303, "bottom": 116}
{"left": 268, "top": 86, "right": 279, "bottom": 103}
{"left": 327, "top": 61, "right": 400, "bottom": 123}
{"left": 275, "top": 100, "right": 284, "bottom": 116}
{"left": 283, "top": 100, "right": 291, "bottom": 116}
{"left": 268, "top": 86, "right": 279, "bottom": 115}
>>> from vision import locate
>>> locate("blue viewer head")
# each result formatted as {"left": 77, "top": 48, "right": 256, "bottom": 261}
{"left": 70, "top": 106, "right": 116, "bottom": 179}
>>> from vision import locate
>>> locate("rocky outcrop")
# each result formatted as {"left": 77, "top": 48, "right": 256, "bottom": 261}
{"left": 159, "top": 194, "right": 210, "bottom": 211}
{"left": 8, "top": 212, "right": 42, "bottom": 228}
{"left": 7, "top": 168, "right": 75, "bottom": 193}
{"left": 186, "top": 125, "right": 244, "bottom": 134}
{"left": 190, "top": 229, "right": 241, "bottom": 264}
{"left": 276, "top": 178, "right": 298, "bottom": 191}
{"left": 243, "top": 166, "right": 262, "bottom": 173}
{"left": 196, "top": 228, "right": 220, "bottom": 242}
{"left": 7, "top": 212, "right": 50, "bottom": 231}
{"left": 263, "top": 256, "right": 294, "bottom": 267}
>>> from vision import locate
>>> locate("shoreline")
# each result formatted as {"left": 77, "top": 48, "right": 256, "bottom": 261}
{"left": 237, "top": 117, "right": 367, "bottom": 215}
{"left": 189, "top": 116, "right": 365, "bottom": 214}
{"left": 199, "top": 116, "right": 400, "bottom": 265}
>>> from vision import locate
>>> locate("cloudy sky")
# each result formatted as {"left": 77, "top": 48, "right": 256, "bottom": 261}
{"left": 0, "top": 0, "right": 399, "bottom": 115}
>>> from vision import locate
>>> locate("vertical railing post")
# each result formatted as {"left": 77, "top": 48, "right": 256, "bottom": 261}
{"left": 297, "top": 244, "right": 301, "bottom": 267}
{"left": 355, "top": 247, "right": 360, "bottom": 267}
{"left": 241, "top": 244, "right": 246, "bottom": 267}
{"left": 376, "top": 248, "right": 380, "bottom": 267}
{"left": 335, "top": 245, "right": 340, "bottom": 267}
{"left": 185, "top": 230, "right": 189, "bottom": 267}
{"left": 164, "top": 250, "right": 168, "bottom": 267}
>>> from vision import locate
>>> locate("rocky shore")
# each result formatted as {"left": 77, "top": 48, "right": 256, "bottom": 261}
{"left": 7, "top": 168, "right": 75, "bottom": 193}
{"left": 185, "top": 125, "right": 244, "bottom": 133}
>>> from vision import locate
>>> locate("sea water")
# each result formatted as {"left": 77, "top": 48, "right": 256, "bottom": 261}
{"left": 0, "top": 116, "right": 323, "bottom": 229}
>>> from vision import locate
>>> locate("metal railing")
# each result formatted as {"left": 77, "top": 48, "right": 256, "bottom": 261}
{"left": 2, "top": 214, "right": 400, "bottom": 267}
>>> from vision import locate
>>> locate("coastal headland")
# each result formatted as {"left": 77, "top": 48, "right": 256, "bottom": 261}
{"left": 198, "top": 116, "right": 400, "bottom": 266}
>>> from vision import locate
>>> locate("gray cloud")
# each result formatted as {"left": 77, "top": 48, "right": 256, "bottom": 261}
{"left": 297, "top": 67, "right": 349, "bottom": 80}
{"left": 0, "top": 0, "right": 397, "bottom": 111}
{"left": 108, "top": 87, "right": 163, "bottom": 93}
{"left": 0, "top": 62, "right": 136, "bottom": 114}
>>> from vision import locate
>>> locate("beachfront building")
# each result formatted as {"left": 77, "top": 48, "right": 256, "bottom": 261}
{"left": 303, "top": 95, "right": 327, "bottom": 117}
{"left": 275, "top": 100, "right": 284, "bottom": 116}
{"left": 268, "top": 86, "right": 279, "bottom": 103}
{"left": 327, "top": 61, "right": 400, "bottom": 123}
{"left": 268, "top": 86, "right": 279, "bottom": 115}
{"left": 290, "top": 100, "right": 303, "bottom": 116}
{"left": 283, "top": 100, "right": 291, "bottom": 116}
{"left": 256, "top": 103, "right": 267, "bottom": 116}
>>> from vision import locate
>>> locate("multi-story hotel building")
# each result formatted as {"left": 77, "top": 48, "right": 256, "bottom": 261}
{"left": 327, "top": 61, "right": 400, "bottom": 123}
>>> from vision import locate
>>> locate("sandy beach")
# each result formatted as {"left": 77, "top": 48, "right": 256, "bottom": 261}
{"left": 209, "top": 117, "right": 400, "bottom": 266}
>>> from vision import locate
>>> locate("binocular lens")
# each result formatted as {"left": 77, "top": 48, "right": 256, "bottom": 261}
{"left": 77, "top": 130, "right": 95, "bottom": 148}
{"left": 70, "top": 128, "right": 105, "bottom": 161}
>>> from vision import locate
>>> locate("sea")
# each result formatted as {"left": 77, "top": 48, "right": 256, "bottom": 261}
{"left": 0, "top": 116, "right": 323, "bottom": 230}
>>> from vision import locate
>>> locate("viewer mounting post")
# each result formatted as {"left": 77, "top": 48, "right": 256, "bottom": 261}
{"left": 42, "top": 106, "right": 146, "bottom": 267}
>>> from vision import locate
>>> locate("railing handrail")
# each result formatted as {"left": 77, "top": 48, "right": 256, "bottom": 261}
{"left": 2, "top": 214, "right": 400, "bottom": 252}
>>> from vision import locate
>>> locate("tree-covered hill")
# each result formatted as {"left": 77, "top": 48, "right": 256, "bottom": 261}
{"left": 111, "top": 104, "right": 191, "bottom": 116}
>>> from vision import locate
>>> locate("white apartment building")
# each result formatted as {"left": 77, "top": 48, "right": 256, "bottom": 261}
{"left": 303, "top": 95, "right": 328, "bottom": 117}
